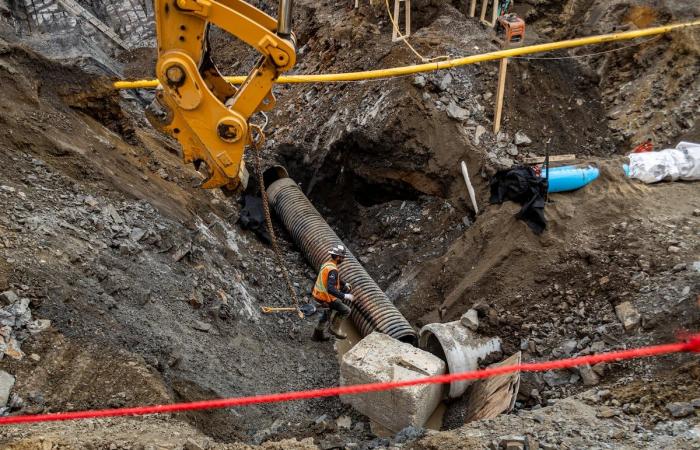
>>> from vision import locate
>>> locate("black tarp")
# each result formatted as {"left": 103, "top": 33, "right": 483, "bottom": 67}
{"left": 238, "top": 195, "right": 271, "bottom": 244}
{"left": 489, "top": 166, "right": 548, "bottom": 234}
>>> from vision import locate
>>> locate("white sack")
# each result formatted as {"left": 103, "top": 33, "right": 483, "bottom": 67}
{"left": 628, "top": 141, "right": 700, "bottom": 184}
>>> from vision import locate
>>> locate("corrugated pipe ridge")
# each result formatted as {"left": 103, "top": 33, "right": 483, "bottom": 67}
{"left": 267, "top": 177, "right": 417, "bottom": 344}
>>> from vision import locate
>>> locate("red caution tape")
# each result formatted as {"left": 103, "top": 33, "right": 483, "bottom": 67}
{"left": 1, "top": 334, "right": 698, "bottom": 425}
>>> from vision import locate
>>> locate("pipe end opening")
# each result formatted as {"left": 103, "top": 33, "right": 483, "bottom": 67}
{"left": 397, "top": 333, "right": 419, "bottom": 347}
{"left": 420, "top": 331, "right": 446, "bottom": 361}
{"left": 263, "top": 166, "right": 290, "bottom": 189}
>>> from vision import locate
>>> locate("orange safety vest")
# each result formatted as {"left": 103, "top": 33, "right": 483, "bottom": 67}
{"left": 312, "top": 260, "right": 339, "bottom": 303}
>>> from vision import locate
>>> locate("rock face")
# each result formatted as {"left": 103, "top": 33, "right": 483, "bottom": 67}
{"left": 0, "top": 0, "right": 154, "bottom": 74}
{"left": 340, "top": 332, "right": 446, "bottom": 433}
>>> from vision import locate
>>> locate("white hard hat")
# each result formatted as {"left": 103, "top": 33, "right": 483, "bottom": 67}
{"left": 329, "top": 245, "right": 348, "bottom": 257}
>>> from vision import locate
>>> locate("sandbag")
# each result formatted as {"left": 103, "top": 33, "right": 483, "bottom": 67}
{"left": 628, "top": 141, "right": 700, "bottom": 184}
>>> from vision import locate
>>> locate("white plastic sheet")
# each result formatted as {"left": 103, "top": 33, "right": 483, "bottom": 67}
{"left": 628, "top": 141, "right": 700, "bottom": 184}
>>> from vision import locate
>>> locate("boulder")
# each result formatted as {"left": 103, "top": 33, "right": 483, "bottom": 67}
{"left": 578, "top": 364, "right": 600, "bottom": 386}
{"left": 666, "top": 402, "right": 694, "bottom": 418}
{"left": 446, "top": 101, "right": 469, "bottom": 121}
{"left": 0, "top": 291, "right": 18, "bottom": 306}
{"left": 0, "top": 370, "right": 15, "bottom": 407}
{"left": 615, "top": 302, "right": 641, "bottom": 332}
{"left": 514, "top": 131, "right": 532, "bottom": 146}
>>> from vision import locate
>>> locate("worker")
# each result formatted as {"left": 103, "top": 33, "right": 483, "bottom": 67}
{"left": 311, "top": 245, "right": 354, "bottom": 341}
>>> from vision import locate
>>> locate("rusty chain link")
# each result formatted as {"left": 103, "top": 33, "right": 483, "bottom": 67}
{"left": 249, "top": 124, "right": 304, "bottom": 319}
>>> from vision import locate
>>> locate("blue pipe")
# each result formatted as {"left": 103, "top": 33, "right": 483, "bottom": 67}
{"left": 543, "top": 165, "right": 599, "bottom": 193}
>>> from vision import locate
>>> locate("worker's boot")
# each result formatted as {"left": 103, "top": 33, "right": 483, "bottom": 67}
{"left": 311, "top": 321, "right": 330, "bottom": 342}
{"left": 328, "top": 313, "right": 347, "bottom": 340}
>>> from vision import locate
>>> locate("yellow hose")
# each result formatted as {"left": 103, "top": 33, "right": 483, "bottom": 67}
{"left": 113, "top": 20, "right": 700, "bottom": 89}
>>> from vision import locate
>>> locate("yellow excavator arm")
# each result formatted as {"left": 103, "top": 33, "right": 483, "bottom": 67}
{"left": 147, "top": 0, "right": 296, "bottom": 191}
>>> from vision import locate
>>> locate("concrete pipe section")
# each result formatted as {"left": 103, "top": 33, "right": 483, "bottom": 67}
{"left": 266, "top": 174, "right": 417, "bottom": 344}
{"left": 419, "top": 319, "right": 502, "bottom": 398}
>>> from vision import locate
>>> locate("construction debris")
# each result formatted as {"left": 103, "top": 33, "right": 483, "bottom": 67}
{"left": 464, "top": 352, "right": 521, "bottom": 422}
{"left": 460, "top": 309, "right": 479, "bottom": 331}
{"left": 460, "top": 161, "right": 479, "bottom": 215}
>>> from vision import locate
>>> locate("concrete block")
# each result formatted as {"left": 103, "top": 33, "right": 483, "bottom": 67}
{"left": 340, "top": 332, "right": 446, "bottom": 433}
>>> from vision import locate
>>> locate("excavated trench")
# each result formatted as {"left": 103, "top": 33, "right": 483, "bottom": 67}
{"left": 264, "top": 171, "right": 417, "bottom": 344}
{"left": 276, "top": 136, "right": 439, "bottom": 244}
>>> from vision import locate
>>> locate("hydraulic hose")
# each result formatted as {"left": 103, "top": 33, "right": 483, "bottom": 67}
{"left": 267, "top": 177, "right": 417, "bottom": 344}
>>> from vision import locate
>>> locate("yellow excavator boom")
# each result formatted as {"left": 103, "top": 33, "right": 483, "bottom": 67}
{"left": 147, "top": 0, "right": 296, "bottom": 190}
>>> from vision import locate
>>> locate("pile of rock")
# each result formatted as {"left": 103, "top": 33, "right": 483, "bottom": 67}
{"left": 0, "top": 290, "right": 50, "bottom": 361}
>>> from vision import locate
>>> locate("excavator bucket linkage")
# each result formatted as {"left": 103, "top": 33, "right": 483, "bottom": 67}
{"left": 147, "top": 0, "right": 296, "bottom": 191}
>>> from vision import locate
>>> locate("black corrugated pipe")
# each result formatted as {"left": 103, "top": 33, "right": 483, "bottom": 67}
{"left": 266, "top": 173, "right": 417, "bottom": 345}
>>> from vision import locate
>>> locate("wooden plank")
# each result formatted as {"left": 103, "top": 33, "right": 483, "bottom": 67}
{"left": 392, "top": 0, "right": 401, "bottom": 41}
{"left": 464, "top": 352, "right": 521, "bottom": 423}
{"left": 392, "top": 0, "right": 411, "bottom": 42}
{"left": 493, "top": 57, "right": 508, "bottom": 134}
{"left": 405, "top": 0, "right": 411, "bottom": 38}
{"left": 490, "top": 0, "right": 498, "bottom": 26}
{"left": 469, "top": 0, "right": 477, "bottom": 17}
{"left": 479, "top": 0, "right": 488, "bottom": 22}
{"left": 523, "top": 154, "right": 578, "bottom": 164}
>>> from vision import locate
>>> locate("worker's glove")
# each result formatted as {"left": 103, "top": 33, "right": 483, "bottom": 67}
{"left": 344, "top": 293, "right": 355, "bottom": 302}
{"left": 345, "top": 283, "right": 352, "bottom": 292}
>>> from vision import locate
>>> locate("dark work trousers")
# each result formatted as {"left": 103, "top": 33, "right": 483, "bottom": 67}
{"left": 317, "top": 299, "right": 351, "bottom": 326}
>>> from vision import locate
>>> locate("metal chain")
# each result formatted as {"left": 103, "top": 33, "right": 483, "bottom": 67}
{"left": 249, "top": 124, "right": 304, "bottom": 319}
